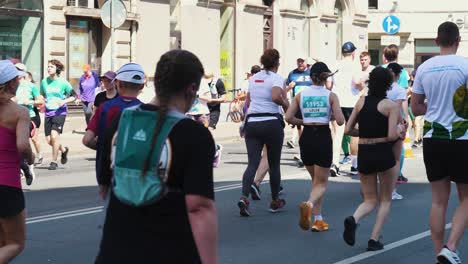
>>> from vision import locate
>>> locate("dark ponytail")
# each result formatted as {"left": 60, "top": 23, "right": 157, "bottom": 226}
{"left": 141, "top": 50, "right": 204, "bottom": 176}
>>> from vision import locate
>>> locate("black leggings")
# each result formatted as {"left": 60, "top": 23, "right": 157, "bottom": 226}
{"left": 242, "top": 119, "right": 284, "bottom": 200}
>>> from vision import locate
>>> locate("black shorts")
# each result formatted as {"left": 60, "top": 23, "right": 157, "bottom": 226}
{"left": 341, "top": 107, "right": 353, "bottom": 122}
{"left": 299, "top": 126, "right": 332, "bottom": 168}
{"left": 0, "top": 185, "right": 25, "bottom": 218}
{"left": 358, "top": 142, "right": 396, "bottom": 174}
{"left": 423, "top": 138, "right": 468, "bottom": 183}
{"left": 45, "top": 115, "right": 66, "bottom": 136}
{"left": 209, "top": 110, "right": 220, "bottom": 129}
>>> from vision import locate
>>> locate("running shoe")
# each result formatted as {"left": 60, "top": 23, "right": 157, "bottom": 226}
{"left": 250, "top": 184, "right": 261, "bottom": 200}
{"left": 237, "top": 197, "right": 250, "bottom": 217}
{"left": 287, "top": 140, "right": 295, "bottom": 149}
{"left": 437, "top": 246, "right": 462, "bottom": 264}
{"left": 312, "top": 219, "right": 329, "bottom": 232}
{"left": 330, "top": 164, "right": 340, "bottom": 177}
{"left": 23, "top": 163, "right": 35, "bottom": 186}
{"left": 35, "top": 156, "right": 43, "bottom": 165}
{"left": 392, "top": 190, "right": 404, "bottom": 200}
{"left": 350, "top": 166, "right": 358, "bottom": 175}
{"left": 367, "top": 239, "right": 384, "bottom": 251}
{"left": 48, "top": 162, "right": 58, "bottom": 170}
{"left": 299, "top": 202, "right": 312, "bottom": 230}
{"left": 269, "top": 199, "right": 286, "bottom": 213}
{"left": 61, "top": 147, "right": 69, "bottom": 164}
{"left": 396, "top": 174, "right": 408, "bottom": 184}
{"left": 213, "top": 144, "right": 223, "bottom": 168}
{"left": 340, "top": 155, "right": 351, "bottom": 164}
{"left": 343, "top": 216, "right": 358, "bottom": 246}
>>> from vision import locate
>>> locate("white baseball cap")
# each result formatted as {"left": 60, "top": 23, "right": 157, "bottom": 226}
{"left": 0, "top": 60, "right": 27, "bottom": 85}
{"left": 114, "top": 63, "right": 145, "bottom": 84}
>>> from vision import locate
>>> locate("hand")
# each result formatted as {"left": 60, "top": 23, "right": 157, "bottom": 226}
{"left": 289, "top": 81, "right": 296, "bottom": 88}
{"left": 99, "top": 185, "right": 109, "bottom": 200}
{"left": 75, "top": 98, "right": 81, "bottom": 106}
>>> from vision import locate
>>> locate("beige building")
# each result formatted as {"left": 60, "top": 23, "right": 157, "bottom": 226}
{"left": 2, "top": 0, "right": 371, "bottom": 96}
{"left": 367, "top": 0, "right": 468, "bottom": 71}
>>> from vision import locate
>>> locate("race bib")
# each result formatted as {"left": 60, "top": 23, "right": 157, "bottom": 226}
{"left": 302, "top": 96, "right": 328, "bottom": 118}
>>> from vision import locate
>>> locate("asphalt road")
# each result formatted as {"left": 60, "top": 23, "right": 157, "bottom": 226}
{"left": 13, "top": 139, "right": 467, "bottom": 264}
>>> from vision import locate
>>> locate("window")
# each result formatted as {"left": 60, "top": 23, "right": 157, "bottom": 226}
{"left": 368, "top": 0, "right": 378, "bottom": 9}
{"left": 67, "top": 0, "right": 92, "bottom": 8}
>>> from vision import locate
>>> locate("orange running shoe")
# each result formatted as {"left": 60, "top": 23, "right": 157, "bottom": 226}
{"left": 299, "top": 202, "right": 312, "bottom": 230}
{"left": 311, "top": 219, "right": 329, "bottom": 232}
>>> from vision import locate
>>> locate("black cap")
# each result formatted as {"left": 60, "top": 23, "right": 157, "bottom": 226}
{"left": 250, "top": 65, "right": 261, "bottom": 74}
{"left": 310, "top": 62, "right": 331, "bottom": 76}
{"left": 342, "top": 41, "right": 357, "bottom": 53}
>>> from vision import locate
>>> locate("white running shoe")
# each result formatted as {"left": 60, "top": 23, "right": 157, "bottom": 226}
{"left": 213, "top": 144, "right": 223, "bottom": 168}
{"left": 391, "top": 190, "right": 403, "bottom": 200}
{"left": 437, "top": 246, "right": 462, "bottom": 264}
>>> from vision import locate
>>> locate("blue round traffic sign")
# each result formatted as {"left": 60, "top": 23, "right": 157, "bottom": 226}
{"left": 382, "top": 15, "right": 400, "bottom": 35}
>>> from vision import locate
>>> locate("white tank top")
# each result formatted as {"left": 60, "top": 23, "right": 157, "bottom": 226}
{"left": 299, "top": 85, "right": 332, "bottom": 124}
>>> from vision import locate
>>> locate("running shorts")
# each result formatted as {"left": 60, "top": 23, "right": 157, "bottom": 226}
{"left": 358, "top": 142, "right": 396, "bottom": 174}
{"left": 423, "top": 138, "right": 468, "bottom": 184}
{"left": 299, "top": 126, "right": 332, "bottom": 168}
{"left": 0, "top": 185, "right": 25, "bottom": 218}
{"left": 45, "top": 115, "right": 66, "bottom": 136}
{"left": 341, "top": 107, "right": 354, "bottom": 122}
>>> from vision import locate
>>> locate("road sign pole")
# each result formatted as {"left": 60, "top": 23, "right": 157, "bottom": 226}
{"left": 110, "top": 0, "right": 114, "bottom": 71}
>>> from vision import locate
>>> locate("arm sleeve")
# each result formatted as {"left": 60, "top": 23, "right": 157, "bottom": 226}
{"left": 398, "top": 88, "right": 407, "bottom": 101}
{"left": 216, "top": 79, "right": 226, "bottom": 95}
{"left": 182, "top": 122, "right": 215, "bottom": 200}
{"left": 40, "top": 80, "right": 45, "bottom": 96}
{"left": 273, "top": 74, "right": 285, "bottom": 89}
{"left": 398, "top": 70, "right": 410, "bottom": 89}
{"left": 97, "top": 114, "right": 121, "bottom": 186}
{"left": 31, "top": 84, "right": 40, "bottom": 98}
{"left": 64, "top": 81, "right": 73, "bottom": 96}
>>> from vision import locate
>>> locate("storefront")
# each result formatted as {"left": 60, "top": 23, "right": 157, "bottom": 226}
{"left": 0, "top": 0, "right": 43, "bottom": 82}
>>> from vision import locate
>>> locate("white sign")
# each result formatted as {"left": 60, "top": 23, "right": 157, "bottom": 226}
{"left": 101, "top": 0, "right": 127, "bottom": 29}
{"left": 381, "top": 35, "right": 400, "bottom": 46}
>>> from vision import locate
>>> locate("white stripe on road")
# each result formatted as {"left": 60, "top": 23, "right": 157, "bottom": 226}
{"left": 332, "top": 223, "right": 452, "bottom": 264}
{"left": 27, "top": 209, "right": 103, "bottom": 224}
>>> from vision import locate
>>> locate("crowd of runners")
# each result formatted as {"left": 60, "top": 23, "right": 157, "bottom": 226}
{"left": 0, "top": 21, "right": 466, "bottom": 264}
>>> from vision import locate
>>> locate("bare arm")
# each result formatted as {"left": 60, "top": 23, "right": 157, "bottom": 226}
{"left": 82, "top": 130, "right": 97, "bottom": 150}
{"left": 387, "top": 102, "right": 403, "bottom": 142}
{"left": 411, "top": 93, "right": 426, "bottom": 117}
{"left": 245, "top": 92, "right": 251, "bottom": 109}
{"left": 272, "top": 86, "right": 289, "bottom": 112}
{"left": 16, "top": 107, "right": 34, "bottom": 165}
{"left": 186, "top": 195, "right": 218, "bottom": 264}
{"left": 285, "top": 94, "right": 303, "bottom": 126}
{"left": 330, "top": 93, "right": 345, "bottom": 126}
{"left": 344, "top": 98, "right": 364, "bottom": 137}
{"left": 402, "top": 99, "right": 409, "bottom": 121}
{"left": 210, "top": 94, "right": 226, "bottom": 104}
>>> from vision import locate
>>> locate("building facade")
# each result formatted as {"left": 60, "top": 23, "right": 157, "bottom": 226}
{"left": 367, "top": 0, "right": 468, "bottom": 71}
{"left": 2, "top": 0, "right": 371, "bottom": 96}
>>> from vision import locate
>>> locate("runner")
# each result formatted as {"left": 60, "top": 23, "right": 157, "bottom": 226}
{"left": 93, "top": 71, "right": 118, "bottom": 111}
{"left": 78, "top": 64, "right": 100, "bottom": 124}
{"left": 13, "top": 63, "right": 43, "bottom": 185}
{"left": 237, "top": 49, "right": 289, "bottom": 216}
{"left": 285, "top": 62, "right": 344, "bottom": 232}
{"left": 95, "top": 50, "right": 217, "bottom": 264}
{"left": 205, "top": 71, "right": 226, "bottom": 167}
{"left": 330, "top": 42, "right": 363, "bottom": 176}
{"left": 342, "top": 66, "right": 405, "bottom": 251}
{"left": 0, "top": 60, "right": 35, "bottom": 263}
{"left": 411, "top": 21, "right": 468, "bottom": 264}
{"left": 382, "top": 44, "right": 410, "bottom": 184}
{"left": 285, "top": 58, "right": 311, "bottom": 167}
{"left": 187, "top": 75, "right": 211, "bottom": 128}
{"left": 82, "top": 63, "right": 144, "bottom": 188}
{"left": 40, "top": 59, "right": 75, "bottom": 170}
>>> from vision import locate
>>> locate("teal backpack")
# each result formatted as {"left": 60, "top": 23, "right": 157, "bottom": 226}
{"left": 112, "top": 106, "right": 187, "bottom": 207}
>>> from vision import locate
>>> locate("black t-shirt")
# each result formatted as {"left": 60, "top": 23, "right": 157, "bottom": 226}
{"left": 95, "top": 104, "right": 215, "bottom": 264}
{"left": 208, "top": 79, "right": 226, "bottom": 112}
{"left": 93, "top": 92, "right": 119, "bottom": 108}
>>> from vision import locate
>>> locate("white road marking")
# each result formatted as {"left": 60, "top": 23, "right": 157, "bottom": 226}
{"left": 332, "top": 223, "right": 452, "bottom": 264}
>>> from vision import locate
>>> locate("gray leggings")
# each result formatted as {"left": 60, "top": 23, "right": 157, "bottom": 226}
{"left": 242, "top": 119, "right": 284, "bottom": 200}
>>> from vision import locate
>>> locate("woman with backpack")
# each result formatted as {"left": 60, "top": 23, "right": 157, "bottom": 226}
{"left": 95, "top": 50, "right": 218, "bottom": 264}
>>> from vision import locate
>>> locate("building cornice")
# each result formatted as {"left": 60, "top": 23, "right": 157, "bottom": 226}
{"left": 353, "top": 15, "right": 370, "bottom": 25}
{"left": 243, "top": 3, "right": 268, "bottom": 15}
{"left": 279, "top": 9, "right": 306, "bottom": 19}
{"left": 320, "top": 14, "right": 339, "bottom": 22}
